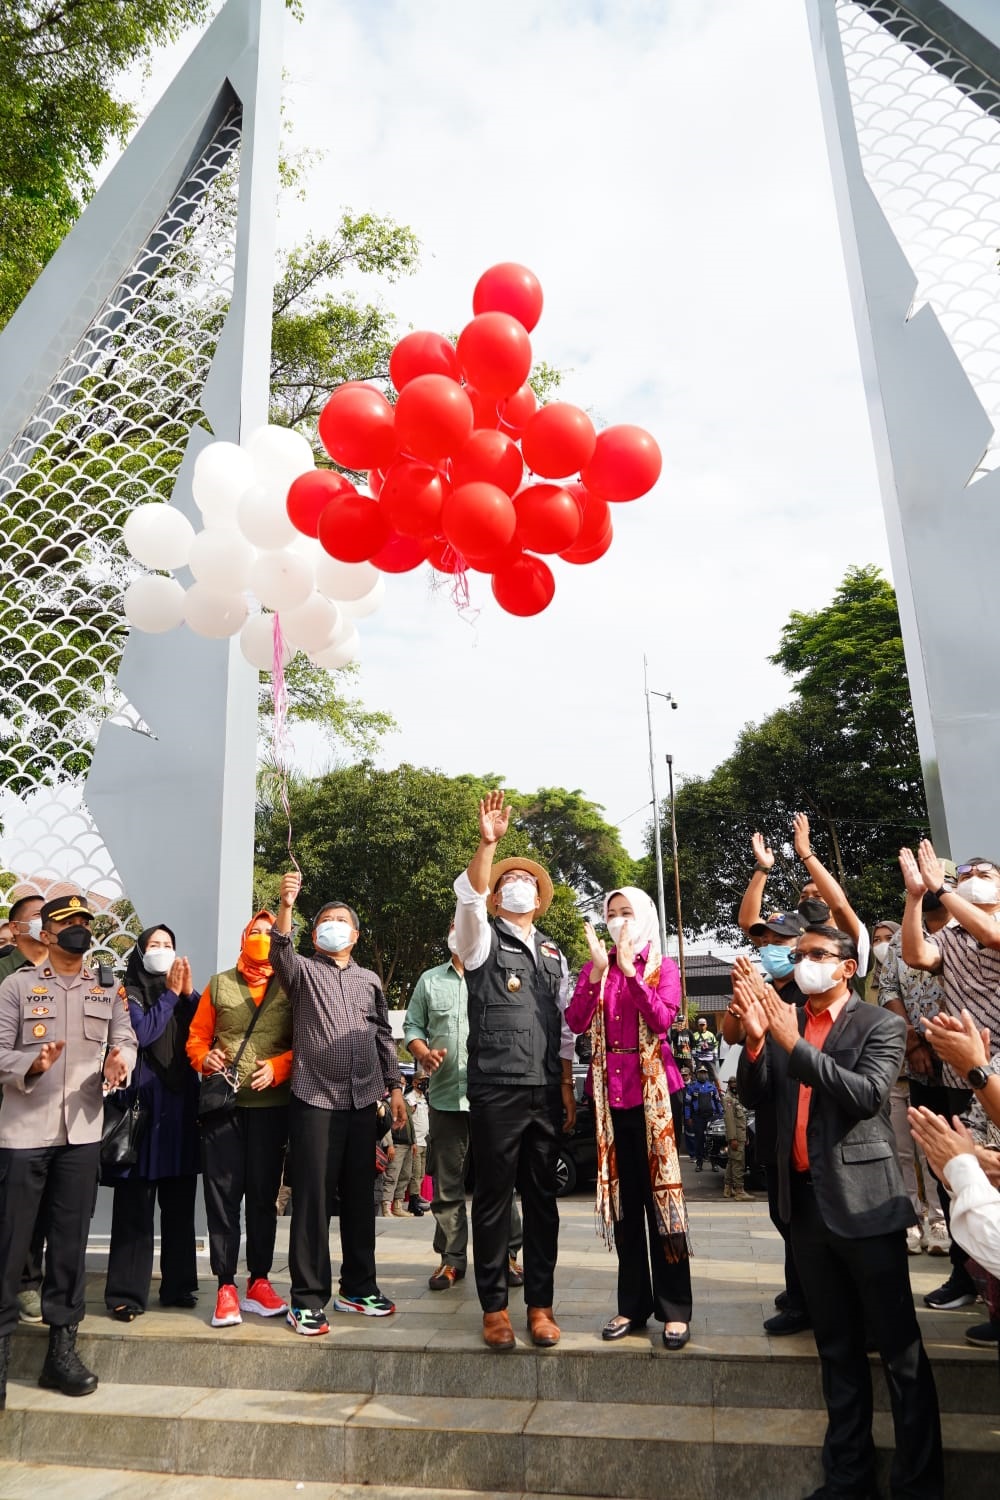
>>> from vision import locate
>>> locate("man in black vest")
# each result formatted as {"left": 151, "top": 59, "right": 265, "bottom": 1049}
{"left": 453, "top": 791, "right": 576, "bottom": 1351}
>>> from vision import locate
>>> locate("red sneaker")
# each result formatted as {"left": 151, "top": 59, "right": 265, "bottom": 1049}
{"left": 211, "top": 1283, "right": 242, "bottom": 1328}
{"left": 241, "top": 1277, "right": 288, "bottom": 1317}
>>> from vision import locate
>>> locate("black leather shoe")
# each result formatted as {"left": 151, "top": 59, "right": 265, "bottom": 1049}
{"left": 764, "top": 1308, "right": 811, "bottom": 1336}
{"left": 661, "top": 1324, "right": 690, "bottom": 1350}
{"left": 602, "top": 1315, "right": 646, "bottom": 1341}
{"left": 774, "top": 1290, "right": 789, "bottom": 1311}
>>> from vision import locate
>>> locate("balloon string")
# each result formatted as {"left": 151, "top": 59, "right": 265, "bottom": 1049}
{"left": 271, "top": 613, "right": 301, "bottom": 879}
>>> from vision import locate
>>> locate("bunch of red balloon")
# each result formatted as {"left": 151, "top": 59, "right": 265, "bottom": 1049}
{"left": 283, "top": 263, "right": 661, "bottom": 617}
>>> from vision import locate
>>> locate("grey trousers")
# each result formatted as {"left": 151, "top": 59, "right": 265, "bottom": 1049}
{"left": 428, "top": 1104, "right": 522, "bottom": 1272}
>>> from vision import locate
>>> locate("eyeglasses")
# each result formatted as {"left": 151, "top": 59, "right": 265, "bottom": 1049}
{"left": 791, "top": 948, "right": 841, "bottom": 964}
{"left": 956, "top": 863, "right": 997, "bottom": 877}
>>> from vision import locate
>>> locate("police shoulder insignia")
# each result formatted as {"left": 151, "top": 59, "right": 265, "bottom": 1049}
{"left": 42, "top": 969, "right": 53, "bottom": 978}
{"left": 118, "top": 986, "right": 128, "bottom": 1000}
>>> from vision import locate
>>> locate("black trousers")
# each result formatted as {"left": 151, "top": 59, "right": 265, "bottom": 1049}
{"left": 0, "top": 1142, "right": 100, "bottom": 1336}
{"left": 468, "top": 1082, "right": 562, "bottom": 1313}
{"left": 611, "top": 1107, "right": 692, "bottom": 1325}
{"left": 764, "top": 1163, "right": 806, "bottom": 1314}
{"left": 790, "top": 1176, "right": 943, "bottom": 1499}
{"left": 908, "top": 1079, "right": 975, "bottom": 1286}
{"left": 19, "top": 1207, "right": 45, "bottom": 1293}
{"left": 104, "top": 1173, "right": 199, "bottom": 1310}
{"left": 200, "top": 1104, "right": 288, "bottom": 1285}
{"left": 288, "top": 1095, "right": 378, "bottom": 1309}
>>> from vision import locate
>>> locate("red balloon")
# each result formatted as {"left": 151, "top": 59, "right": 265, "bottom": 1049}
{"left": 317, "top": 384, "right": 396, "bottom": 471}
{"left": 465, "top": 386, "right": 502, "bottom": 430}
{"left": 560, "top": 519, "right": 613, "bottom": 564}
{"left": 394, "top": 374, "right": 474, "bottom": 463}
{"left": 521, "top": 403, "right": 596, "bottom": 479}
{"left": 457, "top": 312, "right": 532, "bottom": 399}
{"left": 452, "top": 430, "right": 524, "bottom": 496}
{"left": 371, "top": 530, "right": 427, "bottom": 573}
{"left": 565, "top": 482, "right": 611, "bottom": 548}
{"left": 497, "top": 382, "right": 537, "bottom": 437}
{"left": 317, "top": 492, "right": 390, "bottom": 563}
{"left": 379, "top": 460, "right": 446, "bottom": 538}
{"left": 425, "top": 536, "right": 465, "bottom": 575}
{"left": 389, "top": 330, "right": 461, "bottom": 392}
{"left": 581, "top": 424, "right": 662, "bottom": 502}
{"left": 473, "top": 263, "right": 544, "bottom": 333}
{"left": 367, "top": 468, "right": 386, "bottom": 498}
{"left": 442, "top": 481, "right": 517, "bottom": 560}
{"left": 513, "top": 483, "right": 582, "bottom": 553}
{"left": 492, "top": 554, "right": 555, "bottom": 617}
{"left": 463, "top": 535, "right": 523, "bottom": 574}
{"left": 285, "top": 470, "right": 357, "bottom": 539}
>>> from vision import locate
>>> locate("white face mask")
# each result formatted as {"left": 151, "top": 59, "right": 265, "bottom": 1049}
{"left": 142, "top": 947, "right": 175, "bottom": 976}
{"left": 957, "top": 876, "right": 998, "bottom": 906}
{"left": 795, "top": 957, "right": 841, "bottom": 995}
{"left": 607, "top": 916, "right": 629, "bottom": 944}
{"left": 872, "top": 941, "right": 891, "bottom": 966}
{"left": 497, "top": 878, "right": 537, "bottom": 915}
{"left": 447, "top": 930, "right": 459, "bottom": 955}
{"left": 25, "top": 917, "right": 43, "bottom": 942}
{"left": 316, "top": 919, "right": 354, "bottom": 953}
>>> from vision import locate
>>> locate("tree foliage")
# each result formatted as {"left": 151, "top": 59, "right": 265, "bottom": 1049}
{"left": 253, "top": 765, "right": 632, "bottom": 1002}
{"left": 645, "top": 567, "right": 927, "bottom": 942}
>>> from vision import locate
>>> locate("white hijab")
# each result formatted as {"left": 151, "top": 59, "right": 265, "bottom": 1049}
{"left": 602, "top": 885, "right": 661, "bottom": 971}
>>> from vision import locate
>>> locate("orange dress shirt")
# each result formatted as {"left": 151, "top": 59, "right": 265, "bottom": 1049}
{"left": 791, "top": 992, "right": 850, "bottom": 1172}
{"left": 186, "top": 980, "right": 293, "bottom": 1085}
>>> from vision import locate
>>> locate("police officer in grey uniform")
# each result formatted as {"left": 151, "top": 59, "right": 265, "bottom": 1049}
{"left": 0, "top": 893, "right": 136, "bottom": 1407}
{"left": 453, "top": 791, "right": 576, "bottom": 1352}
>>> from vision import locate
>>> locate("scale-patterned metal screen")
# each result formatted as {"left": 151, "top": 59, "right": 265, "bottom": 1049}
{"left": 0, "top": 108, "right": 242, "bottom": 956}
{"left": 838, "top": 0, "right": 1000, "bottom": 476}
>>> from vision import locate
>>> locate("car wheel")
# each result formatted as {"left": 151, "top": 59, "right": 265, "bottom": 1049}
{"left": 555, "top": 1148, "right": 578, "bottom": 1196}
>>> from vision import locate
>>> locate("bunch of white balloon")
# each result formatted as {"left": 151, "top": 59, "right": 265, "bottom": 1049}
{"left": 120, "top": 426, "right": 385, "bottom": 671}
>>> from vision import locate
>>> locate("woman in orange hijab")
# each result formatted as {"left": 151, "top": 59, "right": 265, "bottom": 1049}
{"left": 186, "top": 912, "right": 293, "bottom": 1331}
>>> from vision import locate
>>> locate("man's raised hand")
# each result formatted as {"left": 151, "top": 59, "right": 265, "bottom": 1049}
{"left": 898, "top": 847, "right": 927, "bottom": 899}
{"left": 751, "top": 832, "right": 774, "bottom": 871}
{"left": 478, "top": 790, "right": 511, "bottom": 846}
{"left": 279, "top": 872, "right": 301, "bottom": 910}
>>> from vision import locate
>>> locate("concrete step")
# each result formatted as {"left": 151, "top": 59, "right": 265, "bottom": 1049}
{"left": 0, "top": 1379, "right": 996, "bottom": 1500}
{"left": 7, "top": 1317, "right": 994, "bottom": 1414}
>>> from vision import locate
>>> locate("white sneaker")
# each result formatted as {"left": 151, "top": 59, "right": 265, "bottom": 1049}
{"left": 906, "top": 1224, "right": 924, "bottom": 1256}
{"left": 923, "top": 1219, "right": 951, "bottom": 1256}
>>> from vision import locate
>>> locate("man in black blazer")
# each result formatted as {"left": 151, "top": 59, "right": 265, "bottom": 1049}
{"left": 734, "top": 925, "right": 942, "bottom": 1500}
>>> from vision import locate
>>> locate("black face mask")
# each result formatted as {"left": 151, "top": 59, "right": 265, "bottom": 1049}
{"left": 798, "top": 898, "right": 831, "bottom": 925}
{"left": 922, "top": 890, "right": 943, "bottom": 912}
{"left": 55, "top": 926, "right": 92, "bottom": 955}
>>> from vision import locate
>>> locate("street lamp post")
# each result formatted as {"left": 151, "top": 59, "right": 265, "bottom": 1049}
{"left": 665, "top": 752, "right": 686, "bottom": 1004}
{"left": 643, "top": 657, "right": 676, "bottom": 956}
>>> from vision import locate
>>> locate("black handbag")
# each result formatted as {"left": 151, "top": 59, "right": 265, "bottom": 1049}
{"left": 101, "top": 1059, "right": 148, "bottom": 1168}
{"left": 197, "top": 980, "right": 278, "bottom": 1123}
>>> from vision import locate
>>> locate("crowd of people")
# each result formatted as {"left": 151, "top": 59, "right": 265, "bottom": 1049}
{"left": 1, "top": 799, "right": 1000, "bottom": 1500}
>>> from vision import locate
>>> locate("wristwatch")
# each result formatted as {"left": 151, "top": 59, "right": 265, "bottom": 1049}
{"left": 967, "top": 1065, "right": 990, "bottom": 1090}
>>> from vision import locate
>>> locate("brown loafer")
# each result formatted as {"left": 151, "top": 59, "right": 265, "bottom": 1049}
{"left": 483, "top": 1309, "right": 516, "bottom": 1351}
{"left": 527, "top": 1305, "right": 560, "bottom": 1347}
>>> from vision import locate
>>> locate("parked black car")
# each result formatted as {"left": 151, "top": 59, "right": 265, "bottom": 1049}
{"left": 703, "top": 1110, "right": 765, "bottom": 1189}
{"left": 554, "top": 1067, "right": 597, "bottom": 1195}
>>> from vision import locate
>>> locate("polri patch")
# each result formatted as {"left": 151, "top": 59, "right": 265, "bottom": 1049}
{"left": 31, "top": 1006, "right": 50, "bottom": 1016}
{"left": 540, "top": 942, "right": 560, "bottom": 958}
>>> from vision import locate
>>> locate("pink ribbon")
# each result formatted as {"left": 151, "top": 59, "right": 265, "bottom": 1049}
{"left": 271, "top": 613, "right": 301, "bottom": 879}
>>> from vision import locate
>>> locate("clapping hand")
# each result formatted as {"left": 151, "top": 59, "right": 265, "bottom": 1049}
{"left": 27, "top": 1040, "right": 65, "bottom": 1076}
{"left": 898, "top": 847, "right": 927, "bottom": 898}
{"left": 760, "top": 989, "right": 799, "bottom": 1053}
{"left": 103, "top": 1045, "right": 128, "bottom": 1088}
{"left": 729, "top": 975, "right": 768, "bottom": 1048}
{"left": 916, "top": 839, "right": 946, "bottom": 897}
{"left": 920, "top": 1009, "right": 989, "bottom": 1076}
{"left": 583, "top": 921, "right": 609, "bottom": 978}
{"left": 166, "top": 955, "right": 193, "bottom": 996}
{"left": 908, "top": 1107, "right": 976, "bottom": 1181}
{"left": 479, "top": 790, "right": 511, "bottom": 846}
{"left": 792, "top": 812, "right": 812, "bottom": 861}
{"left": 615, "top": 921, "right": 636, "bottom": 978}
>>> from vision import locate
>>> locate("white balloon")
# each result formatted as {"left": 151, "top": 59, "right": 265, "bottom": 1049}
{"left": 192, "top": 442, "right": 257, "bottom": 516}
{"left": 339, "top": 576, "right": 385, "bottom": 619}
{"left": 290, "top": 532, "right": 322, "bottom": 561}
{"left": 247, "top": 424, "right": 315, "bottom": 487}
{"left": 314, "top": 555, "right": 380, "bottom": 602}
{"left": 123, "top": 505, "right": 195, "bottom": 570}
{"left": 280, "top": 592, "right": 342, "bottom": 653}
{"left": 123, "top": 575, "right": 185, "bottom": 633}
{"left": 249, "top": 550, "right": 313, "bottom": 612}
{"left": 312, "top": 626, "right": 361, "bottom": 669}
{"left": 199, "top": 490, "right": 242, "bottom": 530}
{"left": 236, "top": 482, "right": 297, "bottom": 550}
{"left": 189, "top": 527, "right": 255, "bottom": 593}
{"left": 240, "top": 613, "right": 294, "bottom": 672}
{"left": 183, "top": 582, "right": 248, "bottom": 638}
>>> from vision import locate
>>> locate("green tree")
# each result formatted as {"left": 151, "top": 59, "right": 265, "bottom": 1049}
{"left": 512, "top": 786, "right": 637, "bottom": 910}
{"left": 644, "top": 567, "right": 927, "bottom": 941}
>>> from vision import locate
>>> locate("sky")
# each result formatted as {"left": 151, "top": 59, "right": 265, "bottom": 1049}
{"left": 119, "top": 0, "right": 890, "bottom": 858}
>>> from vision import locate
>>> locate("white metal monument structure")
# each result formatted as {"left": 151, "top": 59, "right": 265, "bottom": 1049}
{"left": 0, "top": 0, "right": 282, "bottom": 981}
{"left": 807, "top": 0, "right": 1000, "bottom": 856}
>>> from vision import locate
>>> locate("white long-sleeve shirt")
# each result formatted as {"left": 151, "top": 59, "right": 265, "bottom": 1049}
{"left": 943, "top": 1152, "right": 1000, "bottom": 1278}
{"left": 453, "top": 869, "right": 575, "bottom": 1063}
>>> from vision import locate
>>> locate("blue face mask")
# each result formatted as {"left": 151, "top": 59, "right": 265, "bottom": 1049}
{"left": 759, "top": 943, "right": 796, "bottom": 979}
{"left": 315, "top": 919, "right": 354, "bottom": 954}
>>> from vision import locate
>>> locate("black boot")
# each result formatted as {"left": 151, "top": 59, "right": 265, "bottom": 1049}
{"left": 38, "top": 1324, "right": 98, "bottom": 1397}
{"left": 0, "top": 1332, "right": 10, "bottom": 1411}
